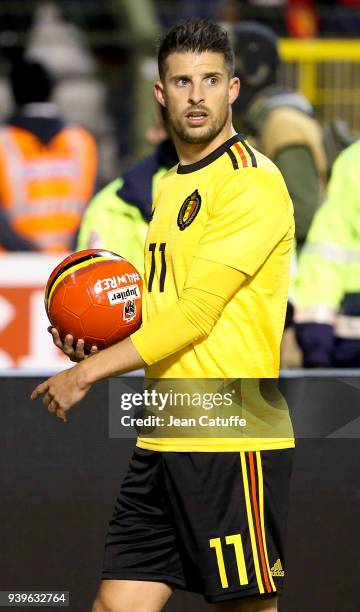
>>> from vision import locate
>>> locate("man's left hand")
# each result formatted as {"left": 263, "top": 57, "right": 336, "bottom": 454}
{"left": 30, "top": 364, "right": 91, "bottom": 422}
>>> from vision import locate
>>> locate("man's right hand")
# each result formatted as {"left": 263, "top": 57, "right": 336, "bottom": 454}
{"left": 48, "top": 327, "right": 98, "bottom": 362}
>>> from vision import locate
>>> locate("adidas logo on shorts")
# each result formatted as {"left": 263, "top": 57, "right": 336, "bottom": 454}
{"left": 270, "top": 559, "right": 285, "bottom": 577}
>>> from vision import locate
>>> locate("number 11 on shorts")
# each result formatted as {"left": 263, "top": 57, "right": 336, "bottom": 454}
{"left": 209, "top": 534, "right": 249, "bottom": 588}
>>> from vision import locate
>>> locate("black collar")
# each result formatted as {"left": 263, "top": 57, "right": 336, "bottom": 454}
{"left": 177, "top": 133, "right": 246, "bottom": 174}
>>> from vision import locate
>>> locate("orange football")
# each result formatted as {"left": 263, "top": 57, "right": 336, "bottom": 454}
{"left": 45, "top": 249, "right": 142, "bottom": 351}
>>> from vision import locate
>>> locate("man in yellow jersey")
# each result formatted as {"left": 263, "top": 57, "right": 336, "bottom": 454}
{"left": 32, "top": 19, "right": 294, "bottom": 612}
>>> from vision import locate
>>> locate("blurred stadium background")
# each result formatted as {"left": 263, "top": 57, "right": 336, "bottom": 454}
{"left": 0, "top": 2, "right": 359, "bottom": 611}
{"left": 0, "top": 0, "right": 359, "bottom": 183}
{"left": 1, "top": 0, "right": 360, "bottom": 371}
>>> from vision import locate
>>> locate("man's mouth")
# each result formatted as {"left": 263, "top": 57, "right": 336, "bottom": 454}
{"left": 185, "top": 110, "right": 208, "bottom": 125}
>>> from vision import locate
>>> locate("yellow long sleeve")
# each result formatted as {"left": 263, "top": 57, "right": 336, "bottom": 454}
{"left": 131, "top": 258, "right": 246, "bottom": 365}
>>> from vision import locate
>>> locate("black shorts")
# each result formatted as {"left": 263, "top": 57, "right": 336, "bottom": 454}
{"left": 102, "top": 447, "right": 293, "bottom": 604}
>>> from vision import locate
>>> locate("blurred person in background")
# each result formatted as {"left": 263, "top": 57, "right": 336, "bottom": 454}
{"left": 0, "top": 58, "right": 97, "bottom": 253}
{"left": 233, "top": 21, "right": 327, "bottom": 250}
{"left": 286, "top": 0, "right": 318, "bottom": 38}
{"left": 0, "top": 206, "right": 37, "bottom": 250}
{"left": 295, "top": 139, "right": 360, "bottom": 368}
{"left": 232, "top": 21, "right": 328, "bottom": 367}
{"left": 77, "top": 109, "right": 177, "bottom": 273}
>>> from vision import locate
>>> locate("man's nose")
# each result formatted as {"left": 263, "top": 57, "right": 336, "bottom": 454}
{"left": 188, "top": 83, "right": 205, "bottom": 105}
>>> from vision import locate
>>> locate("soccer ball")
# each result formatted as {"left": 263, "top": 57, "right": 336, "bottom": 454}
{"left": 45, "top": 249, "right": 142, "bottom": 352}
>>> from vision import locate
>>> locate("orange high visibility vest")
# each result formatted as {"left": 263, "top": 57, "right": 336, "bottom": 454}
{"left": 0, "top": 125, "right": 97, "bottom": 253}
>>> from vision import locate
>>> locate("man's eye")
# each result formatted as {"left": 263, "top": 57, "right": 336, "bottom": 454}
{"left": 208, "top": 77, "right": 218, "bottom": 85}
{"left": 177, "top": 78, "right": 189, "bottom": 86}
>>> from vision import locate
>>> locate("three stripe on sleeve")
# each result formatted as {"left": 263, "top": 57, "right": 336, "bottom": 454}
{"left": 227, "top": 140, "right": 257, "bottom": 170}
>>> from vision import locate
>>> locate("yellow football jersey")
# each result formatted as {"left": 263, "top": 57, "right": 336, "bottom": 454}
{"left": 136, "top": 134, "right": 295, "bottom": 451}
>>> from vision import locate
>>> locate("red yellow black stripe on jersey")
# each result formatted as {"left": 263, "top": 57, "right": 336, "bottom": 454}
{"left": 240, "top": 451, "right": 276, "bottom": 594}
{"left": 227, "top": 140, "right": 257, "bottom": 170}
{"left": 177, "top": 134, "right": 256, "bottom": 175}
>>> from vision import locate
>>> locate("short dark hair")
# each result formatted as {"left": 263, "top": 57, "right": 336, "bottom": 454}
{"left": 10, "top": 59, "right": 53, "bottom": 107}
{"left": 158, "top": 19, "right": 235, "bottom": 79}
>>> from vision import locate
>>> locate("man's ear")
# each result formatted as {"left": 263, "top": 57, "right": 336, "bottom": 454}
{"left": 229, "top": 77, "right": 240, "bottom": 104}
{"left": 154, "top": 80, "right": 166, "bottom": 108}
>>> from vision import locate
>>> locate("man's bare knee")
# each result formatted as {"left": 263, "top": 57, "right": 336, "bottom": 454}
{"left": 92, "top": 594, "right": 131, "bottom": 612}
{"left": 215, "top": 594, "right": 277, "bottom": 612}
{"left": 92, "top": 594, "right": 112, "bottom": 612}
{"left": 92, "top": 590, "right": 121, "bottom": 612}
{"left": 92, "top": 579, "right": 173, "bottom": 612}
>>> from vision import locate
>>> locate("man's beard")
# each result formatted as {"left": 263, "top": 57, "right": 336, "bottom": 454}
{"left": 167, "top": 105, "right": 230, "bottom": 145}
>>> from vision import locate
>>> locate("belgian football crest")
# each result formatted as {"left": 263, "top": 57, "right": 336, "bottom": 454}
{"left": 177, "top": 189, "right": 201, "bottom": 231}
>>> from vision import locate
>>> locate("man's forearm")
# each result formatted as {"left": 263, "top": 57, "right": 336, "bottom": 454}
{"left": 131, "top": 261, "right": 247, "bottom": 364}
{"left": 77, "top": 336, "right": 145, "bottom": 387}
{"left": 76, "top": 261, "right": 246, "bottom": 387}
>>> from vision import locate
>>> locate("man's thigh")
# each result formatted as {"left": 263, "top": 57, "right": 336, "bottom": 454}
{"left": 93, "top": 579, "right": 173, "bottom": 612}
{"left": 215, "top": 593, "right": 277, "bottom": 612}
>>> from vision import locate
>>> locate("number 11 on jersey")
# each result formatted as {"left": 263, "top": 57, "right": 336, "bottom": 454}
{"left": 148, "top": 243, "right": 167, "bottom": 292}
